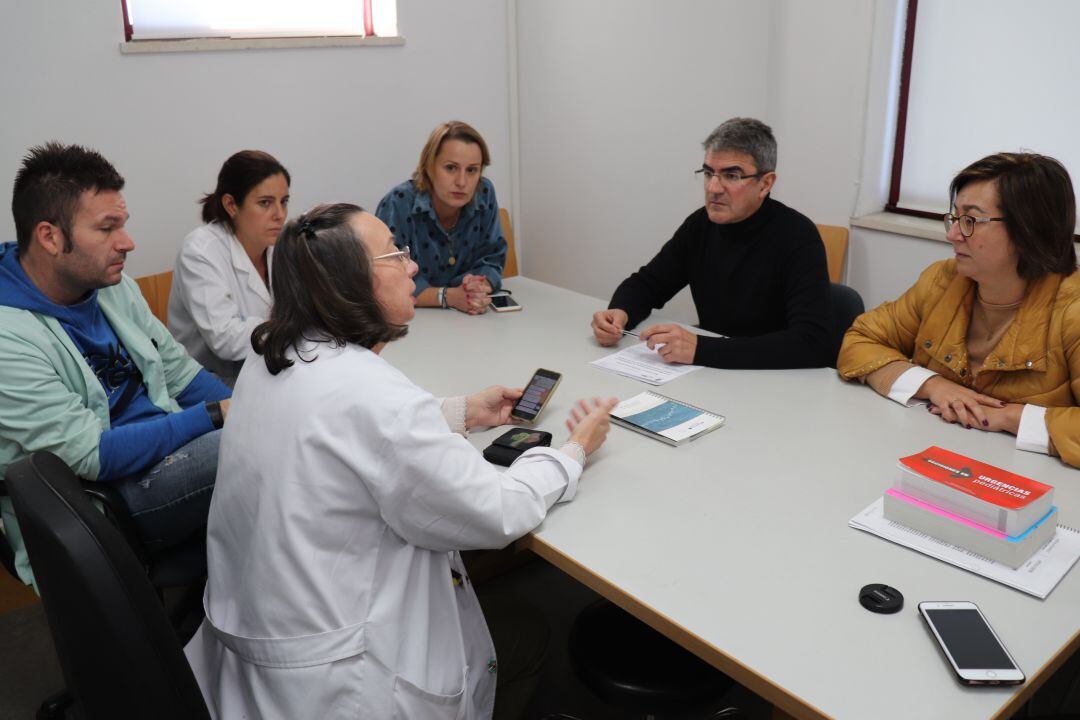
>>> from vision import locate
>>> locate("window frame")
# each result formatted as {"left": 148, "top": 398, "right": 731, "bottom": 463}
{"left": 119, "top": 0, "right": 390, "bottom": 44}
{"left": 884, "top": 0, "right": 935, "bottom": 221}
{"left": 884, "top": 0, "right": 1080, "bottom": 241}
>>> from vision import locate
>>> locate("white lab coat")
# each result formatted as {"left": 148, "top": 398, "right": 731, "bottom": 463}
{"left": 184, "top": 340, "right": 582, "bottom": 719}
{"left": 168, "top": 222, "right": 272, "bottom": 386}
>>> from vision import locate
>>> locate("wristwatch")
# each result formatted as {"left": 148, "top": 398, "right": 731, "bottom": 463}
{"left": 206, "top": 400, "right": 225, "bottom": 429}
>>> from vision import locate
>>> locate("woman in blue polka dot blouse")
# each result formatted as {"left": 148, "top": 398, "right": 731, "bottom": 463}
{"left": 376, "top": 121, "right": 507, "bottom": 314}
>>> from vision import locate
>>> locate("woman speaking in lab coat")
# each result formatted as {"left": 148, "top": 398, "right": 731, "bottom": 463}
{"left": 184, "top": 202, "right": 617, "bottom": 719}
{"left": 169, "top": 150, "right": 291, "bottom": 386}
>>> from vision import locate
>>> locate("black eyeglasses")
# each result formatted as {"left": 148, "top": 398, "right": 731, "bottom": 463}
{"left": 694, "top": 167, "right": 767, "bottom": 188}
{"left": 943, "top": 213, "right": 1006, "bottom": 238}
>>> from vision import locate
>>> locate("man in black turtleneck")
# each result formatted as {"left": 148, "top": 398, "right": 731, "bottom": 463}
{"left": 591, "top": 117, "right": 833, "bottom": 369}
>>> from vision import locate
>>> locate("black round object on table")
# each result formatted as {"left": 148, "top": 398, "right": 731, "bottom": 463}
{"left": 859, "top": 583, "right": 904, "bottom": 614}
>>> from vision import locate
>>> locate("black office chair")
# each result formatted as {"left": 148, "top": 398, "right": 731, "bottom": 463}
{"left": 1, "top": 467, "right": 207, "bottom": 598}
{"left": 5, "top": 452, "right": 210, "bottom": 720}
{"left": 569, "top": 599, "right": 736, "bottom": 718}
{"left": 828, "top": 282, "right": 865, "bottom": 368}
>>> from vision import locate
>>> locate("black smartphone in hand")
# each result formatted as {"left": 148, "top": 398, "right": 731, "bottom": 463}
{"left": 509, "top": 369, "right": 562, "bottom": 422}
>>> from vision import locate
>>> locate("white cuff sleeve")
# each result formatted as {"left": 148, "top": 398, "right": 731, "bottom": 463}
{"left": 514, "top": 446, "right": 583, "bottom": 504}
{"left": 1016, "top": 404, "right": 1050, "bottom": 455}
{"left": 559, "top": 441, "right": 587, "bottom": 469}
{"left": 888, "top": 366, "right": 938, "bottom": 407}
{"left": 439, "top": 396, "right": 468, "bottom": 436}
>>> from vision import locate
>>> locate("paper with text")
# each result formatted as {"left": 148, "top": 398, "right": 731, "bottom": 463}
{"left": 850, "top": 497, "right": 1080, "bottom": 599}
{"left": 590, "top": 342, "right": 703, "bottom": 385}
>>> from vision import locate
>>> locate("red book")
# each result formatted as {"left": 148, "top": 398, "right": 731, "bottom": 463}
{"left": 895, "top": 446, "right": 1054, "bottom": 537}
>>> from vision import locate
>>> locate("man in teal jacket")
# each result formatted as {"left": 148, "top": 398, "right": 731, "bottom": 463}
{"left": 0, "top": 143, "right": 231, "bottom": 586}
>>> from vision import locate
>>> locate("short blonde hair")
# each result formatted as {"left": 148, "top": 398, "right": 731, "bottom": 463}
{"left": 411, "top": 121, "right": 491, "bottom": 194}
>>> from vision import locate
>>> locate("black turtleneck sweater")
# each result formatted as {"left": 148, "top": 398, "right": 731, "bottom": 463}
{"left": 608, "top": 196, "right": 833, "bottom": 369}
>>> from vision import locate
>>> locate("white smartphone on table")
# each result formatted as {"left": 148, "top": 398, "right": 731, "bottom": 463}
{"left": 489, "top": 292, "right": 521, "bottom": 312}
{"left": 918, "top": 601, "right": 1025, "bottom": 685}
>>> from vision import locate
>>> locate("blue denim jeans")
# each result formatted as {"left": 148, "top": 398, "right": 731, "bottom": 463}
{"left": 114, "top": 429, "right": 221, "bottom": 553}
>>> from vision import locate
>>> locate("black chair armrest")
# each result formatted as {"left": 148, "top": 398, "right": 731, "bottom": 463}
{"left": 0, "top": 479, "right": 18, "bottom": 578}
{"left": 78, "top": 480, "right": 148, "bottom": 565}
{"left": 0, "top": 538, "right": 15, "bottom": 580}
{"left": 1, "top": 474, "right": 150, "bottom": 574}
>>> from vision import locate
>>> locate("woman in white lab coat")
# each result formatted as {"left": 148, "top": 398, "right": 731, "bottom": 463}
{"left": 184, "top": 202, "right": 617, "bottom": 719}
{"left": 168, "top": 150, "right": 290, "bottom": 386}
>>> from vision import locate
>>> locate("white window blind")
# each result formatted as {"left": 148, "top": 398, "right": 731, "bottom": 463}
{"left": 895, "top": 0, "right": 1080, "bottom": 223}
{"left": 126, "top": 0, "right": 397, "bottom": 40}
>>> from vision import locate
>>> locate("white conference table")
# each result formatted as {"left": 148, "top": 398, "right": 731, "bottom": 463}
{"left": 383, "top": 277, "right": 1080, "bottom": 720}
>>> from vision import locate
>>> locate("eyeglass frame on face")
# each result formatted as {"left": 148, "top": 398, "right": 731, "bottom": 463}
{"left": 373, "top": 245, "right": 411, "bottom": 269}
{"left": 694, "top": 165, "right": 769, "bottom": 188}
{"left": 942, "top": 212, "right": 1007, "bottom": 239}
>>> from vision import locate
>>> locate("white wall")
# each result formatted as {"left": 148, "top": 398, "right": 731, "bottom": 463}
{"left": 765, "top": 0, "right": 875, "bottom": 226}
{"left": 849, "top": 229, "right": 953, "bottom": 310}
{"left": 515, "top": 0, "right": 774, "bottom": 323}
{"left": 0, "top": 0, "right": 512, "bottom": 277}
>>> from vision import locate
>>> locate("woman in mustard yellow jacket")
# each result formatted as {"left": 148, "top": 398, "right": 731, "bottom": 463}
{"left": 838, "top": 152, "right": 1080, "bottom": 467}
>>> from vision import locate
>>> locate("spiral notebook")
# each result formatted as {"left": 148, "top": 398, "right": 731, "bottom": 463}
{"left": 850, "top": 497, "right": 1080, "bottom": 599}
{"left": 609, "top": 391, "right": 724, "bottom": 446}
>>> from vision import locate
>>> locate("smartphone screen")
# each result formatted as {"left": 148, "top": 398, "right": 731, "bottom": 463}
{"left": 919, "top": 602, "right": 1024, "bottom": 684}
{"left": 924, "top": 608, "right": 1017, "bottom": 670}
{"left": 511, "top": 369, "right": 562, "bottom": 422}
{"left": 491, "top": 295, "right": 521, "bottom": 311}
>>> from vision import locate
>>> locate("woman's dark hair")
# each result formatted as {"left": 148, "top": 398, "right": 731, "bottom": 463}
{"left": 950, "top": 152, "right": 1077, "bottom": 281}
{"left": 252, "top": 203, "right": 408, "bottom": 374}
{"left": 200, "top": 150, "right": 290, "bottom": 227}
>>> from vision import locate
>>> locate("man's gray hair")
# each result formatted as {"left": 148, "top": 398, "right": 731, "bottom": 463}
{"left": 702, "top": 118, "right": 777, "bottom": 174}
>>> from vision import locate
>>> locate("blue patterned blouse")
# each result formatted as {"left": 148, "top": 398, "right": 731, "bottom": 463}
{"left": 375, "top": 177, "right": 506, "bottom": 295}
